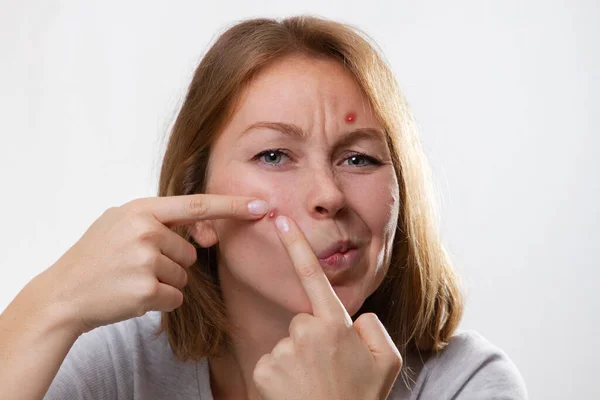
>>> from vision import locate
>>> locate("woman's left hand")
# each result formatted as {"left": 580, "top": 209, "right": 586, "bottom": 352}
{"left": 253, "top": 215, "right": 402, "bottom": 400}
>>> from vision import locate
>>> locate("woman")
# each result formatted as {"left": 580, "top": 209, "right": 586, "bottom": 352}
{"left": 0, "top": 15, "right": 527, "bottom": 399}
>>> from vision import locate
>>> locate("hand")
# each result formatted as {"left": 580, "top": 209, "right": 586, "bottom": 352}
{"left": 252, "top": 215, "right": 402, "bottom": 400}
{"left": 38, "top": 194, "right": 269, "bottom": 336}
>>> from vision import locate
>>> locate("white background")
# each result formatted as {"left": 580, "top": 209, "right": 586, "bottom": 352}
{"left": 1, "top": 1, "right": 598, "bottom": 398}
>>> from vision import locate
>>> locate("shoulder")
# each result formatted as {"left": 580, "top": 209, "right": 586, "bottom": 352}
{"left": 416, "top": 330, "right": 528, "bottom": 399}
{"left": 44, "top": 311, "right": 193, "bottom": 399}
{"left": 61, "top": 310, "right": 167, "bottom": 367}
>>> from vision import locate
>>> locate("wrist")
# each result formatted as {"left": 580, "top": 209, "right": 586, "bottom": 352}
{"left": 23, "top": 270, "right": 84, "bottom": 341}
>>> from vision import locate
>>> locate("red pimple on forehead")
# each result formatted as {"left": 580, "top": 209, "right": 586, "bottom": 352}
{"left": 345, "top": 112, "right": 357, "bottom": 123}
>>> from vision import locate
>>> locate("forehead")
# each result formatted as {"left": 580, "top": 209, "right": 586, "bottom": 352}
{"left": 231, "top": 55, "right": 377, "bottom": 124}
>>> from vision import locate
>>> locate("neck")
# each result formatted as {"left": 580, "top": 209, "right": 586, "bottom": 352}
{"left": 208, "top": 265, "right": 295, "bottom": 400}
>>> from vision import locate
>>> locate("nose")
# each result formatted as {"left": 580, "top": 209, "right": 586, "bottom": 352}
{"left": 306, "top": 168, "right": 346, "bottom": 219}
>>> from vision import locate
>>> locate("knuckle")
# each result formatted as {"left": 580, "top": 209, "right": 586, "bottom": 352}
{"left": 166, "top": 289, "right": 184, "bottom": 311}
{"left": 296, "top": 329, "right": 322, "bottom": 348}
{"left": 286, "top": 235, "right": 302, "bottom": 247}
{"left": 122, "top": 211, "right": 152, "bottom": 239}
{"left": 178, "top": 267, "right": 188, "bottom": 287}
{"left": 290, "top": 312, "right": 309, "bottom": 326}
{"left": 132, "top": 219, "right": 159, "bottom": 243}
{"left": 138, "top": 277, "right": 160, "bottom": 301}
{"left": 138, "top": 247, "right": 161, "bottom": 268}
{"left": 102, "top": 206, "right": 119, "bottom": 218}
{"left": 289, "top": 313, "right": 312, "bottom": 342}
{"left": 118, "top": 206, "right": 140, "bottom": 226}
{"left": 359, "top": 312, "right": 380, "bottom": 325}
{"left": 252, "top": 355, "right": 273, "bottom": 385}
{"left": 354, "top": 312, "right": 382, "bottom": 332}
{"left": 291, "top": 326, "right": 311, "bottom": 345}
{"left": 122, "top": 198, "right": 144, "bottom": 213}
{"left": 185, "top": 243, "right": 198, "bottom": 267}
{"left": 185, "top": 197, "right": 209, "bottom": 218}
{"left": 389, "top": 352, "right": 403, "bottom": 372}
{"left": 296, "top": 263, "right": 318, "bottom": 279}
{"left": 228, "top": 199, "right": 241, "bottom": 216}
{"left": 173, "top": 290, "right": 185, "bottom": 310}
{"left": 137, "top": 227, "right": 161, "bottom": 244}
{"left": 272, "top": 337, "right": 293, "bottom": 359}
{"left": 366, "top": 311, "right": 380, "bottom": 321}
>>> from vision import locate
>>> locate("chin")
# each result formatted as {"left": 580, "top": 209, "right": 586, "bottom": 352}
{"left": 278, "top": 283, "right": 366, "bottom": 318}
{"left": 332, "top": 284, "right": 366, "bottom": 317}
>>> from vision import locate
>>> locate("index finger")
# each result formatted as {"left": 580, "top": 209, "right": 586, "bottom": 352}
{"left": 127, "top": 194, "right": 269, "bottom": 226}
{"left": 274, "top": 215, "right": 352, "bottom": 324}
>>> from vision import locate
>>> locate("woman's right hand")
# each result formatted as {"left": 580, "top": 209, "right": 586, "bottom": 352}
{"left": 36, "top": 194, "right": 269, "bottom": 337}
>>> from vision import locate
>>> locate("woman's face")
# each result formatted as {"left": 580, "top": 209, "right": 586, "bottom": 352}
{"left": 204, "top": 55, "right": 399, "bottom": 317}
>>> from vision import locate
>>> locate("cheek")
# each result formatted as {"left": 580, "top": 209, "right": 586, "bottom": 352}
{"left": 208, "top": 164, "right": 311, "bottom": 299}
{"left": 343, "top": 171, "right": 399, "bottom": 295}
{"left": 344, "top": 170, "right": 399, "bottom": 234}
{"left": 207, "top": 162, "right": 399, "bottom": 314}
{"left": 209, "top": 163, "right": 307, "bottom": 223}
{"left": 350, "top": 191, "right": 397, "bottom": 231}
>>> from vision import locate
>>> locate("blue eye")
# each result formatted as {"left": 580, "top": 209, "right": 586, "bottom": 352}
{"left": 252, "top": 149, "right": 381, "bottom": 169}
{"left": 343, "top": 153, "right": 381, "bottom": 167}
{"left": 253, "top": 149, "right": 289, "bottom": 167}
{"left": 263, "top": 151, "right": 282, "bottom": 163}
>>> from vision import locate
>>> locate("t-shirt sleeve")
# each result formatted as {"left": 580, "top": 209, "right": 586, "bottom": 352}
{"left": 425, "top": 330, "right": 528, "bottom": 400}
{"left": 455, "top": 345, "right": 528, "bottom": 399}
{"left": 43, "top": 322, "right": 133, "bottom": 399}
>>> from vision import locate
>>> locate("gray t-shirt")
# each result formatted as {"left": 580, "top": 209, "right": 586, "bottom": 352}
{"left": 44, "top": 311, "right": 527, "bottom": 399}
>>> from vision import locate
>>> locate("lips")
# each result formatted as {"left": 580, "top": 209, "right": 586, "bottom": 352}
{"left": 316, "top": 240, "right": 358, "bottom": 260}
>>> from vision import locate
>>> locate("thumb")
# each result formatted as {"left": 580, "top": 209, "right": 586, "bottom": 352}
{"left": 353, "top": 313, "right": 403, "bottom": 370}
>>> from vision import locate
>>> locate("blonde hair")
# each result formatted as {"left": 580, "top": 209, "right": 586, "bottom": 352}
{"left": 155, "top": 14, "right": 463, "bottom": 378}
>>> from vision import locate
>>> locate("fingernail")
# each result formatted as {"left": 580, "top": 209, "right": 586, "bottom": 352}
{"left": 275, "top": 216, "right": 290, "bottom": 233}
{"left": 248, "top": 200, "right": 268, "bottom": 215}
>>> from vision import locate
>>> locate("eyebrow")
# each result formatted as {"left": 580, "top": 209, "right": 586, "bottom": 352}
{"left": 240, "top": 121, "right": 386, "bottom": 145}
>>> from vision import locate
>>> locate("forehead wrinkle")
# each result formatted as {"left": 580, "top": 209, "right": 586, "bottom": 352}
{"left": 334, "top": 128, "right": 387, "bottom": 148}
{"left": 240, "top": 121, "right": 307, "bottom": 141}
{"left": 239, "top": 121, "right": 386, "bottom": 147}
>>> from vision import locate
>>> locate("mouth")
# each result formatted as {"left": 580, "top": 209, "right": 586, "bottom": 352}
{"left": 316, "top": 240, "right": 360, "bottom": 270}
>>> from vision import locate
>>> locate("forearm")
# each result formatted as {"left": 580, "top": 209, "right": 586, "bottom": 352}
{"left": 0, "top": 272, "right": 81, "bottom": 400}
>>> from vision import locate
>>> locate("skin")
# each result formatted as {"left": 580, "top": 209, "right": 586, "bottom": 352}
{"left": 0, "top": 194, "right": 271, "bottom": 400}
{"left": 191, "top": 55, "right": 401, "bottom": 399}
{"left": 254, "top": 215, "right": 402, "bottom": 399}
